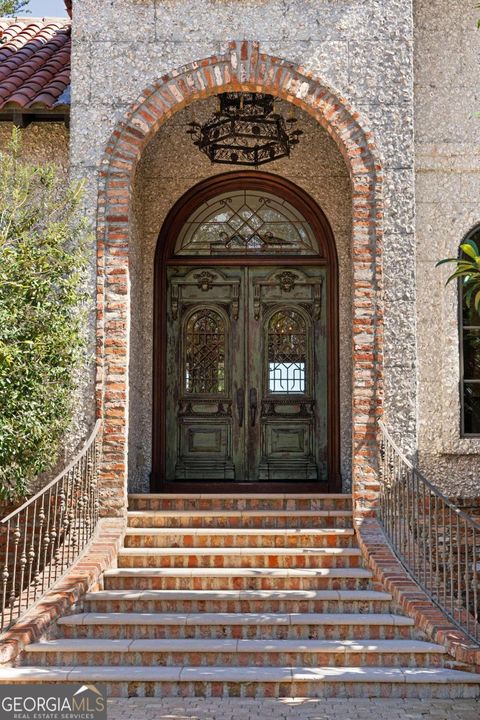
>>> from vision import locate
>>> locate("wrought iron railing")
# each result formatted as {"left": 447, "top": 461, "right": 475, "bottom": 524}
{"left": 378, "top": 420, "right": 480, "bottom": 645}
{"left": 0, "top": 420, "right": 102, "bottom": 633}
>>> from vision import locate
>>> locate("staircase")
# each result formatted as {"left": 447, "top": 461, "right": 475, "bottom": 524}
{"left": 10, "top": 494, "right": 480, "bottom": 697}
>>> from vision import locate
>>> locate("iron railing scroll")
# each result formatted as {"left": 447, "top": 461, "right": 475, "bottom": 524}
{"left": 0, "top": 420, "right": 102, "bottom": 633}
{"left": 378, "top": 420, "right": 480, "bottom": 645}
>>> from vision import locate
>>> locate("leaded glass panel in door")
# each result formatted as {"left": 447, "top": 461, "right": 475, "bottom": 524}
{"left": 268, "top": 309, "right": 307, "bottom": 394}
{"left": 185, "top": 309, "right": 226, "bottom": 394}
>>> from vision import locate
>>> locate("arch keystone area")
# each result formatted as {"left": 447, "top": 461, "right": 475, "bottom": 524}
{"left": 95, "top": 40, "right": 384, "bottom": 519}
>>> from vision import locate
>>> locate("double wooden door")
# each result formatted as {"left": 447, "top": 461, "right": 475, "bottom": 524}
{"left": 165, "top": 264, "right": 327, "bottom": 483}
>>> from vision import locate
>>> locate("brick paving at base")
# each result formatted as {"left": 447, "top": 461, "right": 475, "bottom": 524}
{"left": 107, "top": 697, "right": 480, "bottom": 720}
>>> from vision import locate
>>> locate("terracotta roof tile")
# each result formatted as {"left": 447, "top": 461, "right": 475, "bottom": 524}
{"left": 0, "top": 18, "right": 71, "bottom": 110}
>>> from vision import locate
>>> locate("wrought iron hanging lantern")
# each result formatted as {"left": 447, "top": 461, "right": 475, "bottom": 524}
{"left": 187, "top": 93, "right": 303, "bottom": 167}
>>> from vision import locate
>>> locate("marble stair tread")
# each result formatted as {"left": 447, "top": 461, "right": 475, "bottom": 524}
{"left": 27, "top": 639, "right": 133, "bottom": 652}
{"left": 118, "top": 546, "right": 362, "bottom": 556}
{"left": 25, "top": 638, "right": 445, "bottom": 654}
{"left": 84, "top": 589, "right": 392, "bottom": 601}
{"left": 127, "top": 493, "right": 352, "bottom": 500}
{"left": 57, "top": 612, "right": 414, "bottom": 626}
{"left": 103, "top": 567, "right": 373, "bottom": 577}
{"left": 0, "top": 667, "right": 74, "bottom": 681}
{"left": 127, "top": 510, "right": 353, "bottom": 518}
{"left": 124, "top": 527, "right": 355, "bottom": 535}
{"left": 288, "top": 667, "right": 480, "bottom": 684}
{"left": 72, "top": 666, "right": 183, "bottom": 681}
{"left": 5, "top": 667, "right": 479, "bottom": 685}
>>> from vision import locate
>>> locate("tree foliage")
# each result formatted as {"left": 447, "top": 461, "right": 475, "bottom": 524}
{"left": 0, "top": 1, "right": 29, "bottom": 15}
{"left": 0, "top": 129, "right": 91, "bottom": 500}
{"left": 436, "top": 237, "right": 480, "bottom": 313}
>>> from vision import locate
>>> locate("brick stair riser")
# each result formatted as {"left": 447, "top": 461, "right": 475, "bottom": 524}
{"left": 60, "top": 624, "right": 416, "bottom": 641}
{"left": 116, "top": 554, "right": 362, "bottom": 570}
{"left": 82, "top": 599, "right": 395, "bottom": 614}
{"left": 22, "top": 651, "right": 445, "bottom": 669}
{"left": 103, "top": 576, "right": 376, "bottom": 591}
{"left": 123, "top": 534, "right": 355, "bottom": 549}
{"left": 6, "top": 679, "right": 476, "bottom": 700}
{"left": 127, "top": 498, "right": 352, "bottom": 512}
{"left": 127, "top": 516, "right": 352, "bottom": 529}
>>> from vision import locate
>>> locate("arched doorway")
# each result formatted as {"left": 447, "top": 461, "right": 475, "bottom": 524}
{"left": 96, "top": 42, "right": 384, "bottom": 517}
{"left": 152, "top": 171, "right": 340, "bottom": 492}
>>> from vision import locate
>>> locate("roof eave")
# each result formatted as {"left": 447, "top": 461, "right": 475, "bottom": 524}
{"left": 0, "top": 104, "right": 70, "bottom": 127}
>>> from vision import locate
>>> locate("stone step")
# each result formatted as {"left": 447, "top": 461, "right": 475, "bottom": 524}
{"left": 117, "top": 546, "right": 363, "bottom": 569}
{"left": 2, "top": 666, "right": 479, "bottom": 699}
{"left": 23, "top": 638, "right": 446, "bottom": 668}
{"left": 127, "top": 494, "right": 353, "bottom": 513}
{"left": 103, "top": 566, "right": 375, "bottom": 592}
{"left": 57, "top": 612, "right": 416, "bottom": 640}
{"left": 127, "top": 510, "right": 353, "bottom": 529}
{"left": 124, "top": 527, "right": 356, "bottom": 549}
{"left": 82, "top": 588, "right": 394, "bottom": 614}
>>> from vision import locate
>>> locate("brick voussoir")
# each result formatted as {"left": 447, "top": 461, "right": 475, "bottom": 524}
{"left": 0, "top": 518, "right": 125, "bottom": 667}
{"left": 356, "top": 518, "right": 480, "bottom": 673}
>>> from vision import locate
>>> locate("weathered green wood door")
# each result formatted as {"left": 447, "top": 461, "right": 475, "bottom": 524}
{"left": 165, "top": 265, "right": 327, "bottom": 482}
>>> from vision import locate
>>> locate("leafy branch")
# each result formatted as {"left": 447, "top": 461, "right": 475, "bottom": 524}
{"left": 436, "top": 238, "right": 480, "bottom": 313}
{"left": 0, "top": 1, "right": 29, "bottom": 15}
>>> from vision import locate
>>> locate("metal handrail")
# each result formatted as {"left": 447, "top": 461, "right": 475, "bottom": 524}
{"left": 0, "top": 420, "right": 102, "bottom": 633}
{"left": 377, "top": 420, "right": 480, "bottom": 645}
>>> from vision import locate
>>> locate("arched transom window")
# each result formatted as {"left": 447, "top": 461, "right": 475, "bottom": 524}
{"left": 175, "top": 190, "right": 319, "bottom": 256}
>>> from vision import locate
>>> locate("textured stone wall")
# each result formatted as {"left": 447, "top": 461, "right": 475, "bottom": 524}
{"left": 0, "top": 123, "right": 68, "bottom": 171}
{"left": 129, "top": 99, "right": 352, "bottom": 492}
{"left": 415, "top": 0, "right": 480, "bottom": 494}
{"left": 70, "top": 0, "right": 415, "bottom": 511}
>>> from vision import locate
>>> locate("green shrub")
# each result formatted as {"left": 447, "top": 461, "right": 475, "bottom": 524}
{"left": 0, "top": 129, "right": 91, "bottom": 500}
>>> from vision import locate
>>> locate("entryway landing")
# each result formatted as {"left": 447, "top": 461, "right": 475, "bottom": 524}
{"left": 141, "top": 484, "right": 335, "bottom": 494}
{"left": 127, "top": 492, "right": 351, "bottom": 509}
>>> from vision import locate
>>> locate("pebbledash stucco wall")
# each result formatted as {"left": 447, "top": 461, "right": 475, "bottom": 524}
{"left": 415, "top": 0, "right": 480, "bottom": 495}
{"left": 128, "top": 100, "right": 352, "bottom": 492}
{"left": 71, "top": 0, "right": 416, "bottom": 500}
{"left": 0, "top": 122, "right": 68, "bottom": 170}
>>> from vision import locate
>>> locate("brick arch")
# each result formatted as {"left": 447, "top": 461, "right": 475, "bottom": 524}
{"left": 96, "top": 41, "right": 384, "bottom": 518}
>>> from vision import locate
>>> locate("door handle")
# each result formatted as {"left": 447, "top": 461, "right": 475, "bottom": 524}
{"left": 249, "top": 387, "right": 258, "bottom": 427}
{"left": 236, "top": 388, "right": 245, "bottom": 427}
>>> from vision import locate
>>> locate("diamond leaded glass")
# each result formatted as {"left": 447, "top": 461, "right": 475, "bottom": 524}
{"left": 175, "top": 190, "right": 318, "bottom": 256}
{"left": 185, "top": 309, "right": 226, "bottom": 394}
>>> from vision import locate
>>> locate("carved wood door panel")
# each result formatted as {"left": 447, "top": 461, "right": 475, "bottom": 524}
{"left": 247, "top": 267, "right": 327, "bottom": 482}
{"left": 166, "top": 265, "right": 327, "bottom": 482}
